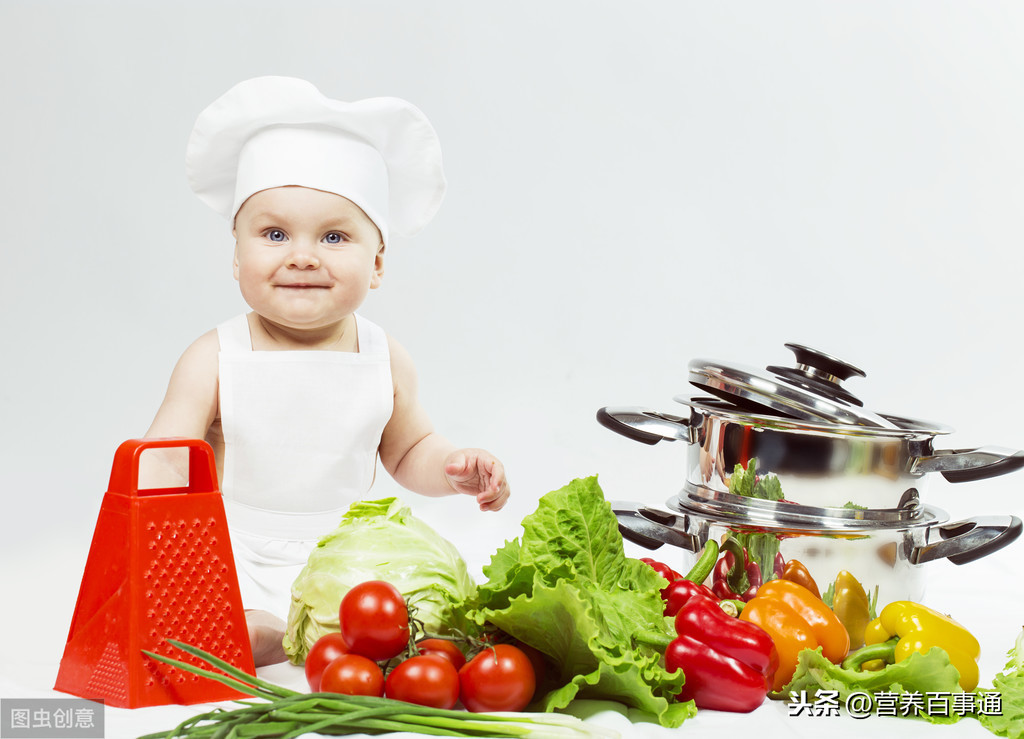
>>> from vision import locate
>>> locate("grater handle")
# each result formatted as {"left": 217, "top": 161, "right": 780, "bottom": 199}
{"left": 108, "top": 437, "right": 219, "bottom": 496}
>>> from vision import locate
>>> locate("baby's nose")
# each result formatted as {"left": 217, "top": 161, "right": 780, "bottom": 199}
{"left": 288, "top": 244, "right": 320, "bottom": 269}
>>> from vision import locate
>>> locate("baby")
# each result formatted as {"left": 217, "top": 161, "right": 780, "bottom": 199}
{"left": 144, "top": 77, "right": 510, "bottom": 665}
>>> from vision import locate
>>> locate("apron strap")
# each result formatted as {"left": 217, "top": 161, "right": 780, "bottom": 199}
{"left": 218, "top": 313, "right": 254, "bottom": 352}
{"left": 354, "top": 314, "right": 389, "bottom": 358}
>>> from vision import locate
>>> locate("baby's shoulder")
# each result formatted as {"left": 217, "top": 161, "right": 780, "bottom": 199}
{"left": 159, "top": 328, "right": 220, "bottom": 404}
{"left": 385, "top": 334, "right": 414, "bottom": 366}
{"left": 187, "top": 328, "right": 221, "bottom": 357}
{"left": 385, "top": 334, "right": 418, "bottom": 388}
{"left": 172, "top": 328, "right": 220, "bottom": 377}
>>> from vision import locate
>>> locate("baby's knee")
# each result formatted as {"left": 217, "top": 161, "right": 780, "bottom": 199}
{"left": 245, "top": 609, "right": 287, "bottom": 667}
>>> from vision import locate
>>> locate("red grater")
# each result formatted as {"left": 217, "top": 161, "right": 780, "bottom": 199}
{"left": 54, "top": 438, "right": 256, "bottom": 708}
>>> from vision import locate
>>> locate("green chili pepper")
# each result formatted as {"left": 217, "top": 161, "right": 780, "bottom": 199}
{"left": 841, "top": 637, "right": 897, "bottom": 671}
{"left": 684, "top": 539, "right": 719, "bottom": 584}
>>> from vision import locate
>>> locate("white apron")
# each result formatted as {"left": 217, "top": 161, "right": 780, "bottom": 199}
{"left": 216, "top": 313, "right": 393, "bottom": 619}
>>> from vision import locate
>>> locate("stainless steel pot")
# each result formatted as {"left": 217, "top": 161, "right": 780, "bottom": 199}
{"left": 599, "top": 343, "right": 1024, "bottom": 512}
{"left": 611, "top": 496, "right": 1022, "bottom": 608}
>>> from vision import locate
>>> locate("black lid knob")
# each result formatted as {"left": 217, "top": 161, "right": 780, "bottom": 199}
{"left": 766, "top": 343, "right": 866, "bottom": 407}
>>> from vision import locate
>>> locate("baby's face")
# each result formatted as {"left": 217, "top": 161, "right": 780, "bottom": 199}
{"left": 232, "top": 186, "right": 384, "bottom": 331}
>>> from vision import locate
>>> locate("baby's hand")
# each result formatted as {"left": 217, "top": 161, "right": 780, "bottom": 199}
{"left": 444, "top": 449, "right": 510, "bottom": 512}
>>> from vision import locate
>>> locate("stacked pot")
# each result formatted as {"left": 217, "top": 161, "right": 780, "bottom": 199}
{"left": 601, "top": 343, "right": 1023, "bottom": 607}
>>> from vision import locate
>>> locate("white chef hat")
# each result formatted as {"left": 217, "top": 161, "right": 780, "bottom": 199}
{"left": 185, "top": 76, "right": 446, "bottom": 245}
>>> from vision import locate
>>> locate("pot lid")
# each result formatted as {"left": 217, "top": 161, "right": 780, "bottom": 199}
{"left": 675, "top": 396, "right": 951, "bottom": 438}
{"left": 687, "top": 343, "right": 900, "bottom": 429}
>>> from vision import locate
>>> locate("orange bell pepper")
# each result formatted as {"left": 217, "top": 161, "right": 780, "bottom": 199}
{"left": 739, "top": 579, "right": 850, "bottom": 691}
{"left": 779, "top": 559, "right": 819, "bottom": 599}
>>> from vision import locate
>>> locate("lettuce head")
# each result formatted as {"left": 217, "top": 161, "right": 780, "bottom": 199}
{"left": 463, "top": 476, "right": 693, "bottom": 728}
{"left": 283, "top": 497, "right": 477, "bottom": 664}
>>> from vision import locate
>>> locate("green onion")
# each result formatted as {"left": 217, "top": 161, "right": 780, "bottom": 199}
{"left": 138, "top": 641, "right": 617, "bottom": 738}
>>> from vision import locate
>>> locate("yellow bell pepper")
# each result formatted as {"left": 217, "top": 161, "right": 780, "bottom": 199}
{"left": 864, "top": 601, "right": 980, "bottom": 691}
{"left": 831, "top": 570, "right": 871, "bottom": 650}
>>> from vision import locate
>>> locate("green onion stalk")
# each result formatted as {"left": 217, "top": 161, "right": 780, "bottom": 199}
{"left": 138, "top": 640, "right": 617, "bottom": 738}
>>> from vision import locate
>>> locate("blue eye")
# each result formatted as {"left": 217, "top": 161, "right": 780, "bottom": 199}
{"left": 265, "top": 229, "right": 287, "bottom": 242}
{"left": 323, "top": 232, "right": 345, "bottom": 245}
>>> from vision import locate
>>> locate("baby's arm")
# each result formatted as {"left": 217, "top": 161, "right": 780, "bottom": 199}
{"left": 140, "top": 330, "right": 220, "bottom": 487}
{"left": 378, "top": 337, "right": 509, "bottom": 512}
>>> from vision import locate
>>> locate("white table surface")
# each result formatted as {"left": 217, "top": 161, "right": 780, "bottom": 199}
{"left": 0, "top": 519, "right": 1013, "bottom": 739}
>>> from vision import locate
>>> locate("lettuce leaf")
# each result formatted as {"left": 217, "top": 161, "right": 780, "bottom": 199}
{"left": 974, "top": 628, "right": 1024, "bottom": 738}
{"left": 977, "top": 673, "right": 1024, "bottom": 738}
{"left": 781, "top": 646, "right": 963, "bottom": 724}
{"left": 728, "top": 458, "right": 784, "bottom": 501}
{"left": 464, "top": 476, "right": 694, "bottom": 728}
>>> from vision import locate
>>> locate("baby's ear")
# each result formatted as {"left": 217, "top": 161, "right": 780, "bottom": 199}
{"left": 371, "top": 243, "right": 385, "bottom": 288}
{"left": 232, "top": 243, "right": 241, "bottom": 282}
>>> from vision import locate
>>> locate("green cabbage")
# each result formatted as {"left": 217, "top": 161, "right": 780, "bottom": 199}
{"left": 283, "top": 497, "right": 477, "bottom": 664}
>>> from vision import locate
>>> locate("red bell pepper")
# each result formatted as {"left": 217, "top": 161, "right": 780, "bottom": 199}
{"left": 711, "top": 538, "right": 762, "bottom": 602}
{"left": 665, "top": 591, "right": 778, "bottom": 712}
{"left": 662, "top": 578, "right": 717, "bottom": 617}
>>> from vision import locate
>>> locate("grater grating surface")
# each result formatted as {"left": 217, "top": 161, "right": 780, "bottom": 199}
{"left": 139, "top": 515, "right": 249, "bottom": 691}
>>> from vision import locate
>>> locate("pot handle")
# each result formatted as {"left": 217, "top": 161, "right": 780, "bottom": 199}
{"left": 911, "top": 515, "right": 1023, "bottom": 566}
{"left": 611, "top": 502, "right": 702, "bottom": 551}
{"left": 616, "top": 517, "right": 671, "bottom": 550}
{"left": 910, "top": 446, "right": 1024, "bottom": 483}
{"left": 597, "top": 407, "right": 690, "bottom": 446}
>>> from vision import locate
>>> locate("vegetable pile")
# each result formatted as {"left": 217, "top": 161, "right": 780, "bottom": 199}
{"left": 631, "top": 459, "right": 1019, "bottom": 730}
{"left": 145, "top": 463, "right": 1022, "bottom": 736}
{"left": 288, "top": 481, "right": 696, "bottom": 726}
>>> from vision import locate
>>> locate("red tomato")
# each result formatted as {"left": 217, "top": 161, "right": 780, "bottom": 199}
{"left": 459, "top": 645, "right": 536, "bottom": 713}
{"left": 416, "top": 638, "right": 466, "bottom": 670}
{"left": 319, "top": 654, "right": 385, "bottom": 697}
{"left": 340, "top": 581, "right": 410, "bottom": 661}
{"left": 385, "top": 655, "right": 460, "bottom": 709}
{"left": 513, "top": 642, "right": 547, "bottom": 693}
{"left": 304, "top": 632, "right": 351, "bottom": 691}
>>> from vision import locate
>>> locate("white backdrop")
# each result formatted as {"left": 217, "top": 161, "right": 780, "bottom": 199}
{"left": 2, "top": 0, "right": 1023, "bottom": 696}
